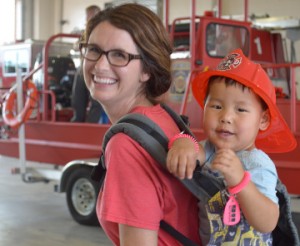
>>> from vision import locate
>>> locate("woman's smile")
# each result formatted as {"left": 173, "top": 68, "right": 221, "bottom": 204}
{"left": 93, "top": 75, "right": 117, "bottom": 85}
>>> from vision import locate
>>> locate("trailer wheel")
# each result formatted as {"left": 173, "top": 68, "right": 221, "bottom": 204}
{"left": 66, "top": 167, "right": 100, "bottom": 226}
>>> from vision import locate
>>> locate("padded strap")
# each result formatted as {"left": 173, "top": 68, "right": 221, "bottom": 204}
{"left": 272, "top": 180, "right": 300, "bottom": 246}
{"left": 161, "top": 104, "right": 195, "bottom": 136}
{"left": 160, "top": 220, "right": 199, "bottom": 246}
{"left": 104, "top": 114, "right": 169, "bottom": 166}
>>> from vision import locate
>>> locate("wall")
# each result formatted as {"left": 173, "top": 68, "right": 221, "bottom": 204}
{"left": 32, "top": 0, "right": 219, "bottom": 38}
{"left": 33, "top": 0, "right": 56, "bottom": 40}
{"left": 168, "top": 0, "right": 215, "bottom": 23}
{"left": 62, "top": 0, "right": 216, "bottom": 32}
{"left": 31, "top": 0, "right": 106, "bottom": 40}
{"left": 28, "top": 0, "right": 300, "bottom": 69}
{"left": 222, "top": 0, "right": 300, "bottom": 18}
{"left": 61, "top": 0, "right": 106, "bottom": 34}
{"left": 31, "top": 0, "right": 300, "bottom": 40}
{"left": 61, "top": 0, "right": 160, "bottom": 34}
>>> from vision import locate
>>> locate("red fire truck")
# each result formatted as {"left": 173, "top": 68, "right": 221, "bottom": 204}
{"left": 0, "top": 0, "right": 299, "bottom": 226}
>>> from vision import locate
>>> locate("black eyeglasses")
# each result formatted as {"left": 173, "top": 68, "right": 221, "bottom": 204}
{"left": 79, "top": 43, "right": 142, "bottom": 67}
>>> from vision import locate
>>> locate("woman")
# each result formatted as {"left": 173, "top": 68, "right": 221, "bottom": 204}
{"left": 81, "top": 3, "right": 201, "bottom": 245}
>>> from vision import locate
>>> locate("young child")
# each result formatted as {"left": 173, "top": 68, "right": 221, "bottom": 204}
{"left": 167, "top": 49, "right": 297, "bottom": 245}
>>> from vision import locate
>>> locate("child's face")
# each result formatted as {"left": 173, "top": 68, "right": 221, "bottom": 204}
{"left": 203, "top": 77, "right": 270, "bottom": 152}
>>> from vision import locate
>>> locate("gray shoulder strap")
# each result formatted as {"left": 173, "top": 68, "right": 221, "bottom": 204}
{"left": 103, "top": 113, "right": 168, "bottom": 166}
{"left": 273, "top": 180, "right": 300, "bottom": 245}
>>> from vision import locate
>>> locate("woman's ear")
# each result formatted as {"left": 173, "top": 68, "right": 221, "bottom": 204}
{"left": 140, "top": 71, "right": 150, "bottom": 83}
{"left": 260, "top": 109, "right": 271, "bottom": 131}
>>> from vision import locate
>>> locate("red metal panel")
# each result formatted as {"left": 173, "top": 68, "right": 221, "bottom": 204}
{"left": 250, "top": 29, "right": 275, "bottom": 63}
{"left": 0, "top": 121, "right": 109, "bottom": 165}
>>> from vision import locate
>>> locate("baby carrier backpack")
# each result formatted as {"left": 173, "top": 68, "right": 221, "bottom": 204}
{"left": 91, "top": 104, "right": 300, "bottom": 246}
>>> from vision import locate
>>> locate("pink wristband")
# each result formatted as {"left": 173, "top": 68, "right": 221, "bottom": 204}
{"left": 168, "top": 133, "right": 199, "bottom": 153}
{"left": 228, "top": 171, "right": 251, "bottom": 195}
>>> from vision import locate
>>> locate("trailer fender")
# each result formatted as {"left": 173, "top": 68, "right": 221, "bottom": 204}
{"left": 57, "top": 160, "right": 98, "bottom": 193}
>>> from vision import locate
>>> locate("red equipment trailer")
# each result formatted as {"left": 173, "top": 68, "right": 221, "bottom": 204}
{"left": 0, "top": 0, "right": 299, "bottom": 225}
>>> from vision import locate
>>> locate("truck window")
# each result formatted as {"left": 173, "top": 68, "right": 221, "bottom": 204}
{"left": 206, "top": 23, "right": 249, "bottom": 57}
{"left": 3, "top": 49, "right": 29, "bottom": 76}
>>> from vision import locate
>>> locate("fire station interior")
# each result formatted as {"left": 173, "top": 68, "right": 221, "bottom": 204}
{"left": 0, "top": 0, "right": 300, "bottom": 245}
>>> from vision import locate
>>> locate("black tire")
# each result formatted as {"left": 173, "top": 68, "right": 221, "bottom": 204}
{"left": 66, "top": 167, "right": 100, "bottom": 226}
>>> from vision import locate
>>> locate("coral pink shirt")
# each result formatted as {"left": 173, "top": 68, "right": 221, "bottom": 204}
{"left": 97, "top": 104, "right": 201, "bottom": 245}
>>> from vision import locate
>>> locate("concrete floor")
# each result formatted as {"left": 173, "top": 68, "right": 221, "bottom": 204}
{"left": 0, "top": 155, "right": 299, "bottom": 246}
{"left": 0, "top": 156, "right": 113, "bottom": 246}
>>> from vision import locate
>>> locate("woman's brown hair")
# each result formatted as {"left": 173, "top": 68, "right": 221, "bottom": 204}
{"left": 82, "top": 3, "right": 173, "bottom": 101}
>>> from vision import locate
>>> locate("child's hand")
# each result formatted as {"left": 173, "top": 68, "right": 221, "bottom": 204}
{"left": 211, "top": 149, "right": 245, "bottom": 187}
{"left": 167, "top": 138, "right": 200, "bottom": 179}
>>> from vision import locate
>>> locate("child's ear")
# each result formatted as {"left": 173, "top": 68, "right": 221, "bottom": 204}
{"left": 260, "top": 109, "right": 271, "bottom": 131}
